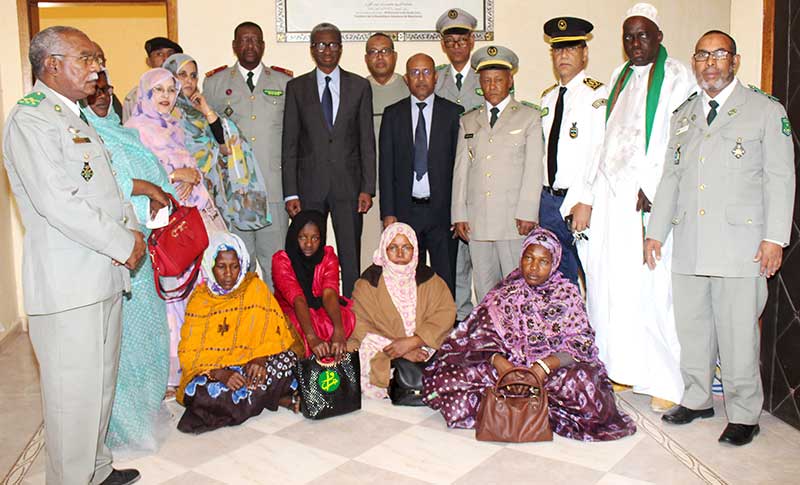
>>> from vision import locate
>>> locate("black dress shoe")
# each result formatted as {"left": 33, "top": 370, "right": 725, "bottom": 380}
{"left": 661, "top": 405, "right": 714, "bottom": 425}
{"left": 719, "top": 423, "right": 760, "bottom": 446}
{"left": 100, "top": 469, "right": 141, "bottom": 485}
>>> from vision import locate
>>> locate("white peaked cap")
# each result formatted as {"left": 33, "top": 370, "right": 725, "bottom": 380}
{"left": 625, "top": 2, "right": 659, "bottom": 28}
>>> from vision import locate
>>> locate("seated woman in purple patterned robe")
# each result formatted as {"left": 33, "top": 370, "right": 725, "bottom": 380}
{"left": 422, "top": 227, "right": 636, "bottom": 442}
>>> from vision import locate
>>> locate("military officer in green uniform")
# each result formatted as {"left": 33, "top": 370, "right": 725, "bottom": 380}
{"left": 646, "top": 31, "right": 795, "bottom": 446}
{"left": 3, "top": 27, "right": 145, "bottom": 485}
{"left": 434, "top": 7, "right": 483, "bottom": 321}
{"left": 452, "top": 45, "right": 544, "bottom": 301}
{"left": 204, "top": 21, "right": 292, "bottom": 289}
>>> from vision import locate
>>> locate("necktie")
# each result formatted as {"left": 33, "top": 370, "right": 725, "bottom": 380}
{"left": 246, "top": 71, "right": 255, "bottom": 92}
{"left": 489, "top": 107, "right": 499, "bottom": 128}
{"left": 414, "top": 102, "right": 428, "bottom": 181}
{"left": 707, "top": 99, "right": 719, "bottom": 125}
{"left": 79, "top": 109, "right": 89, "bottom": 126}
{"left": 455, "top": 73, "right": 463, "bottom": 91}
{"left": 547, "top": 86, "right": 567, "bottom": 188}
{"left": 322, "top": 75, "right": 334, "bottom": 130}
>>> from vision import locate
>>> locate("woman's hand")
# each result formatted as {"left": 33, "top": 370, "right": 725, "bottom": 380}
{"left": 212, "top": 369, "right": 246, "bottom": 390}
{"left": 403, "top": 348, "right": 430, "bottom": 363}
{"left": 148, "top": 185, "right": 171, "bottom": 219}
{"left": 307, "top": 335, "right": 331, "bottom": 359}
{"left": 491, "top": 354, "right": 513, "bottom": 374}
{"left": 175, "top": 182, "right": 193, "bottom": 201}
{"left": 219, "top": 143, "right": 232, "bottom": 157}
{"left": 171, "top": 167, "right": 201, "bottom": 185}
{"left": 330, "top": 330, "right": 347, "bottom": 361}
{"left": 245, "top": 357, "right": 267, "bottom": 388}
{"left": 190, "top": 92, "right": 211, "bottom": 116}
{"left": 383, "top": 336, "right": 423, "bottom": 359}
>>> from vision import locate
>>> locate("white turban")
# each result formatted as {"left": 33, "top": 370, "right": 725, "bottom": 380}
{"left": 625, "top": 2, "right": 659, "bottom": 28}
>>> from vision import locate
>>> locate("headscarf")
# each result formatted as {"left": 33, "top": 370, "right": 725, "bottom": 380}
{"left": 285, "top": 210, "right": 327, "bottom": 309}
{"left": 201, "top": 232, "right": 251, "bottom": 296}
{"left": 162, "top": 53, "right": 271, "bottom": 231}
{"left": 480, "top": 227, "right": 598, "bottom": 363}
{"left": 373, "top": 223, "right": 419, "bottom": 335}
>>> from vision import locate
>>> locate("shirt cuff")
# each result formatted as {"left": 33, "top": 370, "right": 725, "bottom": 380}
{"left": 763, "top": 238, "right": 788, "bottom": 248}
{"left": 284, "top": 195, "right": 299, "bottom": 202}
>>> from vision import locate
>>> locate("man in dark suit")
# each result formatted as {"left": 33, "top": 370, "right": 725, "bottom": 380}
{"left": 282, "top": 22, "right": 376, "bottom": 297}
{"left": 380, "top": 53, "right": 463, "bottom": 294}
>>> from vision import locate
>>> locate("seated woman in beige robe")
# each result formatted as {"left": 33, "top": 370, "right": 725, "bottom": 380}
{"left": 348, "top": 223, "right": 456, "bottom": 399}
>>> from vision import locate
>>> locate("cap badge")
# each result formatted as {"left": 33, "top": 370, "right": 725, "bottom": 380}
{"left": 558, "top": 19, "right": 568, "bottom": 31}
{"left": 487, "top": 46, "right": 498, "bottom": 56}
{"left": 448, "top": 9, "right": 458, "bottom": 19}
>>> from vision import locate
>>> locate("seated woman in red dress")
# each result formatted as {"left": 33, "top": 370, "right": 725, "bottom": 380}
{"left": 272, "top": 210, "right": 356, "bottom": 359}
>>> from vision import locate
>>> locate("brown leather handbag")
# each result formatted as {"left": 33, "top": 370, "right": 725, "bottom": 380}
{"left": 475, "top": 366, "right": 553, "bottom": 443}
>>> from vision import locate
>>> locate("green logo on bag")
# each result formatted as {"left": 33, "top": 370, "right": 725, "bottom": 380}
{"left": 318, "top": 369, "right": 340, "bottom": 393}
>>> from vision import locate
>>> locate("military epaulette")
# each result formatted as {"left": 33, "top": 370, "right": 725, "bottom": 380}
{"left": 583, "top": 77, "right": 603, "bottom": 90}
{"left": 749, "top": 84, "right": 780, "bottom": 102}
{"left": 17, "top": 91, "right": 45, "bottom": 107}
{"left": 541, "top": 84, "right": 557, "bottom": 98}
{"left": 672, "top": 92, "right": 698, "bottom": 114}
{"left": 461, "top": 104, "right": 482, "bottom": 116}
{"left": 436, "top": 64, "right": 449, "bottom": 71}
{"left": 271, "top": 65, "right": 294, "bottom": 77}
{"left": 520, "top": 100, "right": 541, "bottom": 111}
{"left": 205, "top": 65, "right": 228, "bottom": 78}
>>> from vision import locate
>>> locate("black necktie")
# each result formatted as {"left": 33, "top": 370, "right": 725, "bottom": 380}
{"left": 322, "top": 75, "right": 334, "bottom": 130}
{"left": 414, "top": 102, "right": 428, "bottom": 181}
{"left": 246, "top": 71, "right": 255, "bottom": 92}
{"left": 707, "top": 99, "right": 719, "bottom": 125}
{"left": 489, "top": 107, "right": 499, "bottom": 128}
{"left": 547, "top": 86, "right": 567, "bottom": 188}
{"left": 79, "top": 109, "right": 89, "bottom": 126}
{"left": 455, "top": 73, "right": 463, "bottom": 91}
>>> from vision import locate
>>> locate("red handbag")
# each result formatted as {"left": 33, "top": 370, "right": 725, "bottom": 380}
{"left": 148, "top": 195, "right": 209, "bottom": 301}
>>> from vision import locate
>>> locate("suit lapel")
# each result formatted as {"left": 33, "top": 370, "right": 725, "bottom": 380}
{"left": 305, "top": 69, "right": 329, "bottom": 131}
{"left": 492, "top": 99, "right": 519, "bottom": 132}
{"left": 428, "top": 97, "right": 447, "bottom": 188}
{"left": 707, "top": 83, "right": 747, "bottom": 135}
{"left": 333, "top": 70, "right": 349, "bottom": 132}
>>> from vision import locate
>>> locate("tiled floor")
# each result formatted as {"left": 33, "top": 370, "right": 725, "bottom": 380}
{"left": 3, "top": 333, "right": 800, "bottom": 485}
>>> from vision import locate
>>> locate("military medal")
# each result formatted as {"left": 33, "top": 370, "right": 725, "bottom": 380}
{"left": 225, "top": 89, "right": 232, "bottom": 95}
{"left": 54, "top": 104, "right": 62, "bottom": 112}
{"left": 569, "top": 122, "right": 578, "bottom": 139}
{"left": 224, "top": 105, "right": 234, "bottom": 117}
{"left": 68, "top": 126, "right": 91, "bottom": 144}
{"left": 81, "top": 162, "right": 94, "bottom": 181}
{"left": 673, "top": 144, "right": 681, "bottom": 165}
{"left": 728, "top": 108, "right": 738, "bottom": 117}
{"left": 732, "top": 137, "right": 745, "bottom": 159}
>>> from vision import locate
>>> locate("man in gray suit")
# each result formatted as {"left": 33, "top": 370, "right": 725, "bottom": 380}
{"left": 434, "top": 7, "right": 484, "bottom": 322}
{"left": 282, "top": 22, "right": 376, "bottom": 298}
{"left": 204, "top": 21, "right": 293, "bottom": 289}
{"left": 645, "top": 30, "right": 795, "bottom": 446}
{"left": 3, "top": 27, "right": 145, "bottom": 484}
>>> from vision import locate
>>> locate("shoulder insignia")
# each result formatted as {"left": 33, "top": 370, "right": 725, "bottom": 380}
{"left": 520, "top": 100, "right": 541, "bottom": 111}
{"left": 583, "top": 77, "right": 604, "bottom": 90}
{"left": 592, "top": 98, "right": 607, "bottom": 109}
{"left": 436, "top": 64, "right": 449, "bottom": 71}
{"left": 541, "top": 83, "right": 557, "bottom": 98}
{"left": 672, "top": 91, "right": 698, "bottom": 114}
{"left": 461, "top": 104, "right": 482, "bottom": 117}
{"left": 17, "top": 91, "right": 45, "bottom": 107}
{"left": 749, "top": 84, "right": 780, "bottom": 102}
{"left": 782, "top": 117, "right": 792, "bottom": 136}
{"left": 270, "top": 65, "right": 294, "bottom": 77}
{"left": 205, "top": 65, "right": 228, "bottom": 78}
{"left": 475, "top": 87, "right": 484, "bottom": 96}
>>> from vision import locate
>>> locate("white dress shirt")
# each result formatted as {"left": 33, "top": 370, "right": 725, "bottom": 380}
{"left": 451, "top": 64, "right": 471, "bottom": 87}
{"left": 237, "top": 63, "right": 264, "bottom": 86}
{"left": 701, "top": 78, "right": 738, "bottom": 117}
{"left": 316, "top": 66, "right": 341, "bottom": 125}
{"left": 485, "top": 95, "right": 511, "bottom": 124}
{"left": 410, "top": 93, "right": 434, "bottom": 198}
{"left": 52, "top": 90, "right": 81, "bottom": 117}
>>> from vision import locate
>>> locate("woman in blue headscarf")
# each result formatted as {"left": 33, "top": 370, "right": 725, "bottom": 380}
{"left": 82, "top": 69, "right": 176, "bottom": 452}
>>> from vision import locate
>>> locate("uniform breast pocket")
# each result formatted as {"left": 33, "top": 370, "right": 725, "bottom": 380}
{"left": 720, "top": 130, "right": 761, "bottom": 169}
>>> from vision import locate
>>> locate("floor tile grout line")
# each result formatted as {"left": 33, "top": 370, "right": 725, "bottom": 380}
{"left": 2, "top": 422, "right": 44, "bottom": 485}
{"left": 616, "top": 394, "right": 728, "bottom": 485}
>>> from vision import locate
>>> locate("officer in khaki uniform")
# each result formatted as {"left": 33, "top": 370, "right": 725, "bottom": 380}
{"left": 3, "top": 27, "right": 144, "bottom": 485}
{"left": 204, "top": 21, "right": 292, "bottom": 289}
{"left": 434, "top": 7, "right": 484, "bottom": 321}
{"left": 452, "top": 45, "right": 544, "bottom": 301}
{"left": 646, "top": 31, "right": 795, "bottom": 446}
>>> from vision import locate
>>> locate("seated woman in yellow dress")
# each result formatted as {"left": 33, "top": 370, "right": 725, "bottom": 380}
{"left": 176, "top": 233, "right": 304, "bottom": 433}
{"left": 348, "top": 222, "right": 455, "bottom": 399}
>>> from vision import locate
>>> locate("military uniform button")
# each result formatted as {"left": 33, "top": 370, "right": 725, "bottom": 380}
{"left": 671, "top": 218, "right": 679, "bottom": 224}
{"left": 699, "top": 209, "right": 706, "bottom": 216}
{"left": 251, "top": 115, "right": 257, "bottom": 120}
{"left": 83, "top": 153, "right": 90, "bottom": 160}
{"left": 486, "top": 155, "right": 492, "bottom": 160}
{"left": 705, "top": 134, "right": 711, "bottom": 139}
{"left": 122, "top": 216, "right": 128, "bottom": 224}
{"left": 486, "top": 191, "right": 491, "bottom": 197}
{"left": 273, "top": 100, "right": 278, "bottom": 105}
{"left": 489, "top": 138, "right": 493, "bottom": 143}
{"left": 112, "top": 170, "right": 117, "bottom": 176}
{"left": 699, "top": 157, "right": 705, "bottom": 163}
{"left": 456, "top": 98, "right": 462, "bottom": 104}
{"left": 250, "top": 136, "right": 256, "bottom": 142}
{"left": 485, "top": 172, "right": 491, "bottom": 177}
{"left": 699, "top": 184, "right": 706, "bottom": 190}
{"left": 747, "top": 219, "right": 753, "bottom": 224}
{"left": 250, "top": 95, "right": 256, "bottom": 101}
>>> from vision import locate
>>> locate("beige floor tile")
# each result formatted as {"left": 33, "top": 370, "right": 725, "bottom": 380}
{"left": 595, "top": 473, "right": 656, "bottom": 485}
{"left": 609, "top": 435, "right": 704, "bottom": 485}
{"left": 160, "top": 471, "right": 227, "bottom": 484}
{"left": 112, "top": 455, "right": 188, "bottom": 485}
{"left": 453, "top": 448, "right": 604, "bottom": 485}
{"left": 506, "top": 429, "right": 644, "bottom": 472}
{"left": 275, "top": 409, "right": 408, "bottom": 458}
{"left": 359, "top": 397, "right": 437, "bottom": 424}
{"left": 354, "top": 424, "right": 501, "bottom": 484}
{"left": 0, "top": 395, "right": 42, "bottom": 477}
{"left": 156, "top": 425, "right": 267, "bottom": 469}
{"left": 308, "top": 460, "right": 430, "bottom": 485}
{"left": 195, "top": 434, "right": 347, "bottom": 484}
{"left": 242, "top": 407, "right": 305, "bottom": 434}
{"left": 21, "top": 472, "right": 44, "bottom": 485}
{"left": 416, "top": 413, "right": 485, "bottom": 442}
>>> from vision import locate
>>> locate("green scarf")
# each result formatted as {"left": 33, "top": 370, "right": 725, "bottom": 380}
{"left": 605, "top": 45, "right": 667, "bottom": 153}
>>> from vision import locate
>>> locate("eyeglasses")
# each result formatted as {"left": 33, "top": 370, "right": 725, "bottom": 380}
{"left": 94, "top": 85, "right": 113, "bottom": 96}
{"left": 366, "top": 47, "right": 394, "bottom": 57}
{"left": 551, "top": 45, "right": 584, "bottom": 55}
{"left": 50, "top": 53, "right": 102, "bottom": 66}
{"left": 152, "top": 85, "right": 178, "bottom": 95}
{"left": 443, "top": 38, "right": 470, "bottom": 48}
{"left": 407, "top": 68, "right": 433, "bottom": 78}
{"left": 386, "top": 244, "right": 414, "bottom": 254}
{"left": 692, "top": 49, "right": 734, "bottom": 62}
{"left": 312, "top": 41, "right": 341, "bottom": 53}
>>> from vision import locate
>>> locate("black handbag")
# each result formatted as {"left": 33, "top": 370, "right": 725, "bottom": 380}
{"left": 296, "top": 351, "right": 361, "bottom": 420}
{"left": 389, "top": 357, "right": 428, "bottom": 406}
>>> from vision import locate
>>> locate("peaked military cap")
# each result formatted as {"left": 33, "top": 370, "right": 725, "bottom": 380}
{"left": 436, "top": 8, "right": 478, "bottom": 35}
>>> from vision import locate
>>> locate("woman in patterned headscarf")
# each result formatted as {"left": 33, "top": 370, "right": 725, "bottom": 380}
{"left": 348, "top": 222, "right": 455, "bottom": 399}
{"left": 423, "top": 227, "right": 637, "bottom": 441}
{"left": 176, "top": 232, "right": 304, "bottom": 434}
